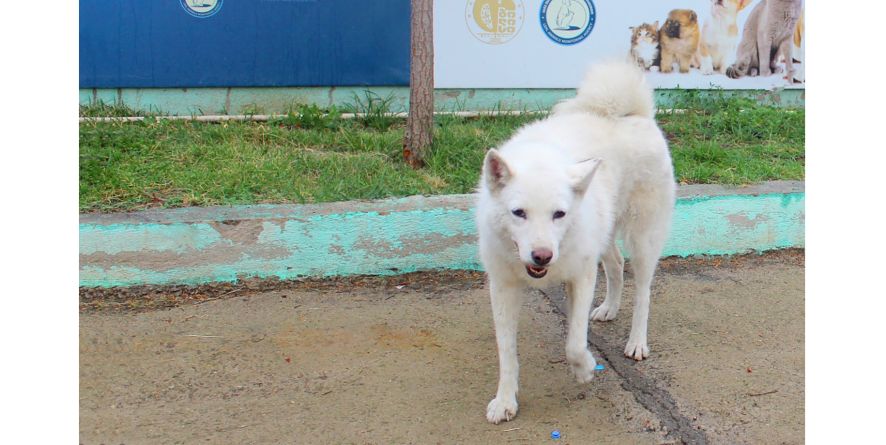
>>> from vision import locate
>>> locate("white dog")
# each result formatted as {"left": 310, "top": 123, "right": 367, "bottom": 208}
{"left": 476, "top": 61, "right": 676, "bottom": 424}
{"left": 699, "top": 0, "right": 752, "bottom": 75}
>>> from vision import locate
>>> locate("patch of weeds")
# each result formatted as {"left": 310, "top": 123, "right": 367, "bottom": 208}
{"left": 79, "top": 100, "right": 143, "bottom": 117}
{"left": 344, "top": 90, "right": 399, "bottom": 131}
{"left": 272, "top": 104, "right": 342, "bottom": 130}
{"left": 239, "top": 103, "right": 265, "bottom": 116}
{"left": 659, "top": 88, "right": 756, "bottom": 114}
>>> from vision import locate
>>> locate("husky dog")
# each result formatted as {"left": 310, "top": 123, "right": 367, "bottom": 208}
{"left": 699, "top": 0, "right": 752, "bottom": 75}
{"left": 726, "top": 0, "right": 803, "bottom": 79}
{"left": 629, "top": 22, "right": 660, "bottom": 70}
{"left": 659, "top": 9, "right": 700, "bottom": 73}
{"left": 476, "top": 61, "right": 676, "bottom": 424}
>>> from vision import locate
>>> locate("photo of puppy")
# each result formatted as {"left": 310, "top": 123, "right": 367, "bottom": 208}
{"left": 726, "top": 0, "right": 803, "bottom": 79}
{"left": 629, "top": 22, "right": 660, "bottom": 70}
{"left": 659, "top": 9, "right": 700, "bottom": 73}
{"left": 699, "top": 0, "right": 752, "bottom": 75}
{"left": 788, "top": 9, "right": 804, "bottom": 83}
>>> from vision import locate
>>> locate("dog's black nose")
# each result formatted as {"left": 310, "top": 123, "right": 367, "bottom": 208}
{"left": 532, "top": 249, "right": 553, "bottom": 266}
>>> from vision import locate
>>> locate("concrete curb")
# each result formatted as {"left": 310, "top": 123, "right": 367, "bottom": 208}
{"left": 79, "top": 181, "right": 804, "bottom": 287}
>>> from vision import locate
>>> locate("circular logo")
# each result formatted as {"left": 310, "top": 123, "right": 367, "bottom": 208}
{"left": 466, "top": 0, "right": 525, "bottom": 45}
{"left": 540, "top": 0, "right": 595, "bottom": 45}
{"left": 180, "top": 0, "right": 223, "bottom": 18}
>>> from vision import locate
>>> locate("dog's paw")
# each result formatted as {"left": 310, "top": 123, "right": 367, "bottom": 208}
{"left": 624, "top": 337, "right": 649, "bottom": 361}
{"left": 591, "top": 303, "right": 619, "bottom": 321}
{"left": 570, "top": 361, "right": 596, "bottom": 384}
{"left": 567, "top": 348, "right": 597, "bottom": 384}
{"left": 486, "top": 396, "right": 518, "bottom": 424}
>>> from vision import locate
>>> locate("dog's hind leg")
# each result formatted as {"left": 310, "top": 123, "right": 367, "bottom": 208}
{"left": 486, "top": 278, "right": 522, "bottom": 424}
{"left": 623, "top": 238, "right": 658, "bottom": 360}
{"left": 591, "top": 242, "right": 624, "bottom": 321}
{"left": 565, "top": 267, "right": 600, "bottom": 384}
{"left": 623, "top": 196, "right": 672, "bottom": 361}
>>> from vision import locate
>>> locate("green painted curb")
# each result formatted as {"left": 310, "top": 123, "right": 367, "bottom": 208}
{"left": 79, "top": 182, "right": 804, "bottom": 287}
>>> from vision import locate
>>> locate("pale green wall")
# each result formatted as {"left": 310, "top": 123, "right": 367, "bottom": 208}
{"left": 79, "top": 87, "right": 805, "bottom": 115}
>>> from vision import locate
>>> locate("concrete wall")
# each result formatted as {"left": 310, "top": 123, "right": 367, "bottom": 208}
{"left": 79, "top": 182, "right": 804, "bottom": 287}
{"left": 80, "top": 87, "right": 805, "bottom": 116}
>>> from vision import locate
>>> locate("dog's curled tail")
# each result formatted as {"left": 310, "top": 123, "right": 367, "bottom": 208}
{"left": 552, "top": 60, "right": 654, "bottom": 119}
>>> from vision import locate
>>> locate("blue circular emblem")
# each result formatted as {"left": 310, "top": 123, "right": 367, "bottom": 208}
{"left": 180, "top": 0, "right": 224, "bottom": 19}
{"left": 540, "top": 0, "right": 595, "bottom": 45}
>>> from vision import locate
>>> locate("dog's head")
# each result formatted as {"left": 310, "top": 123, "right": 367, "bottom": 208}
{"left": 665, "top": 9, "right": 698, "bottom": 31}
{"left": 710, "top": 0, "right": 751, "bottom": 16}
{"left": 482, "top": 148, "right": 601, "bottom": 279}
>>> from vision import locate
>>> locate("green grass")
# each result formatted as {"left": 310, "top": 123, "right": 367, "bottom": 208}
{"left": 79, "top": 97, "right": 804, "bottom": 213}
{"left": 659, "top": 93, "right": 804, "bottom": 184}
{"left": 79, "top": 100, "right": 146, "bottom": 117}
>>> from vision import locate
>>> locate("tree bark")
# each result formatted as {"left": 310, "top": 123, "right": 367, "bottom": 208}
{"left": 403, "top": 0, "right": 434, "bottom": 169}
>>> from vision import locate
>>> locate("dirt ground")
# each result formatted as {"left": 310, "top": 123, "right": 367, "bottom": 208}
{"left": 80, "top": 250, "right": 803, "bottom": 445}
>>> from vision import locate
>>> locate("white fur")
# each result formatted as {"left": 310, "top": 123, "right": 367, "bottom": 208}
{"left": 700, "top": 0, "right": 744, "bottom": 75}
{"left": 551, "top": 60, "right": 655, "bottom": 118}
{"left": 789, "top": 21, "right": 804, "bottom": 83}
{"left": 635, "top": 39, "right": 658, "bottom": 69}
{"left": 477, "top": 61, "right": 676, "bottom": 424}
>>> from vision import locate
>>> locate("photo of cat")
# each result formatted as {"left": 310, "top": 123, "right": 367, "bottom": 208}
{"left": 629, "top": 22, "right": 660, "bottom": 70}
{"left": 726, "top": 0, "right": 803, "bottom": 79}
{"left": 699, "top": 0, "right": 752, "bottom": 75}
{"left": 659, "top": 9, "right": 700, "bottom": 73}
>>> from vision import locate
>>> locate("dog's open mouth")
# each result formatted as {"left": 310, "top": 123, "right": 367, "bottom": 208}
{"left": 525, "top": 265, "right": 548, "bottom": 279}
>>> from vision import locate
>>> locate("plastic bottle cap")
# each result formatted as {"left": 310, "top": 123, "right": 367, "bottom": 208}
{"left": 551, "top": 430, "right": 561, "bottom": 439}
{"left": 594, "top": 364, "right": 605, "bottom": 371}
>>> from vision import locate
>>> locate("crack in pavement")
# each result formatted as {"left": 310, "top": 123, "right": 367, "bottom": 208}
{"left": 540, "top": 287, "right": 709, "bottom": 445}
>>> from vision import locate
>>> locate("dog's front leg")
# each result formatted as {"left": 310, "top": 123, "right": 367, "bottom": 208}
{"left": 565, "top": 268, "right": 599, "bottom": 384}
{"left": 486, "top": 278, "right": 521, "bottom": 424}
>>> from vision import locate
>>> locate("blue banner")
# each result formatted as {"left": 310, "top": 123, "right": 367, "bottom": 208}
{"left": 80, "top": 0, "right": 411, "bottom": 88}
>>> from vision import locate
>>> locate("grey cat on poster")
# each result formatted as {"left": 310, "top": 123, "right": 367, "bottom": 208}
{"left": 726, "top": 0, "right": 803, "bottom": 79}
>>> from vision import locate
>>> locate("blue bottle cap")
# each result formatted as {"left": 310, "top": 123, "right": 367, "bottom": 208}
{"left": 551, "top": 430, "right": 561, "bottom": 439}
{"left": 594, "top": 364, "right": 605, "bottom": 371}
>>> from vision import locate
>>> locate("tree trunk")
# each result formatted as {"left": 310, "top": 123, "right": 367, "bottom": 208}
{"left": 403, "top": 0, "right": 434, "bottom": 169}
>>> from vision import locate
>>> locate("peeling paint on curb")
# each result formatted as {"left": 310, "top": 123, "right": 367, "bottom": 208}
{"left": 79, "top": 181, "right": 804, "bottom": 287}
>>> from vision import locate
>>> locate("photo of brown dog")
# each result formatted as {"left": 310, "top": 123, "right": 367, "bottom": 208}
{"left": 659, "top": 9, "right": 700, "bottom": 73}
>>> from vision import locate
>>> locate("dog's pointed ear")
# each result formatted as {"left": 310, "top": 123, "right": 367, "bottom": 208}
{"left": 567, "top": 158, "right": 602, "bottom": 195}
{"left": 653, "top": 20, "right": 659, "bottom": 29}
{"left": 484, "top": 149, "right": 513, "bottom": 192}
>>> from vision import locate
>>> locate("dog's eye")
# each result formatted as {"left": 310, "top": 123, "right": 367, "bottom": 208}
{"left": 553, "top": 210, "right": 566, "bottom": 220}
{"left": 511, "top": 209, "right": 526, "bottom": 219}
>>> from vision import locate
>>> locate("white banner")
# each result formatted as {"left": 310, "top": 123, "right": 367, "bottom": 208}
{"left": 435, "top": 0, "right": 804, "bottom": 89}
